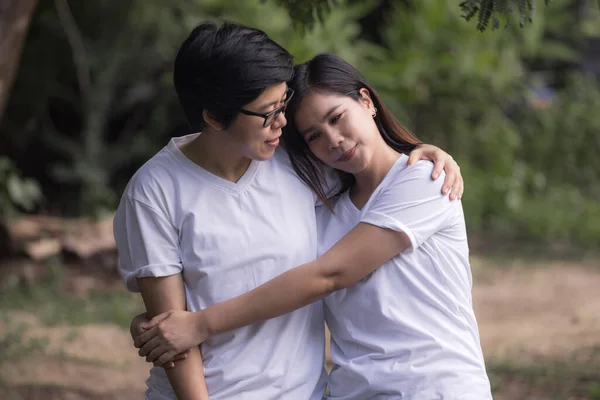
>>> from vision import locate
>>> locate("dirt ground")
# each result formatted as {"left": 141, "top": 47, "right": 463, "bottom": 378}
{"left": 1, "top": 256, "right": 599, "bottom": 400}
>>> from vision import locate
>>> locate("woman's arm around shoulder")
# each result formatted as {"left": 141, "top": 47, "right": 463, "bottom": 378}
{"left": 133, "top": 158, "right": 460, "bottom": 364}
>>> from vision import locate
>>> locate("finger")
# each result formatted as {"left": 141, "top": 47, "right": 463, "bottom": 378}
{"left": 130, "top": 313, "right": 150, "bottom": 339}
{"left": 449, "top": 173, "right": 461, "bottom": 200}
{"left": 157, "top": 350, "right": 178, "bottom": 366}
{"left": 134, "top": 325, "right": 159, "bottom": 348}
{"left": 172, "top": 352, "right": 189, "bottom": 362}
{"left": 441, "top": 170, "right": 456, "bottom": 196}
{"left": 455, "top": 179, "right": 464, "bottom": 200}
{"left": 138, "top": 335, "right": 161, "bottom": 358}
{"left": 146, "top": 346, "right": 164, "bottom": 363}
{"left": 142, "top": 311, "right": 171, "bottom": 330}
{"left": 406, "top": 147, "right": 423, "bottom": 166}
{"left": 431, "top": 161, "right": 444, "bottom": 181}
{"left": 146, "top": 345, "right": 174, "bottom": 364}
{"left": 153, "top": 359, "right": 173, "bottom": 368}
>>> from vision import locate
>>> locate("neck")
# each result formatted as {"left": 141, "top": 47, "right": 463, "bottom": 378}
{"left": 181, "top": 128, "right": 252, "bottom": 183}
{"left": 353, "top": 144, "right": 400, "bottom": 195}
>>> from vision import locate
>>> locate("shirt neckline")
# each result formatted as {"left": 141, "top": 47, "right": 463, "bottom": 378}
{"left": 340, "top": 154, "right": 408, "bottom": 215}
{"left": 166, "top": 133, "right": 260, "bottom": 194}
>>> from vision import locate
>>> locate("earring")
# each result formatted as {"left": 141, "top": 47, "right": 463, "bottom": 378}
{"left": 372, "top": 107, "right": 377, "bottom": 118}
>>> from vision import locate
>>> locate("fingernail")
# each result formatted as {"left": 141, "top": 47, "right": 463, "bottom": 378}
{"left": 443, "top": 187, "right": 449, "bottom": 194}
{"left": 433, "top": 173, "right": 439, "bottom": 179}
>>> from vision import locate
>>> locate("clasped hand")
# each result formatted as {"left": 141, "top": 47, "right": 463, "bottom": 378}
{"left": 133, "top": 310, "right": 205, "bottom": 366}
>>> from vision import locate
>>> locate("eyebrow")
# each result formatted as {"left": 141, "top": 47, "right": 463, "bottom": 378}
{"left": 258, "top": 88, "right": 289, "bottom": 111}
{"left": 299, "top": 105, "right": 342, "bottom": 136}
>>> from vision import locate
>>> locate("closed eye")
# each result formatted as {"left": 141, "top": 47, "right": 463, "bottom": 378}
{"left": 306, "top": 132, "right": 321, "bottom": 143}
{"left": 330, "top": 113, "right": 343, "bottom": 124}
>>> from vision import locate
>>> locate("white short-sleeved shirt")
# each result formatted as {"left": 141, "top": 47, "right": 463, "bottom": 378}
{"left": 114, "top": 133, "right": 327, "bottom": 400}
{"left": 318, "top": 155, "right": 492, "bottom": 400}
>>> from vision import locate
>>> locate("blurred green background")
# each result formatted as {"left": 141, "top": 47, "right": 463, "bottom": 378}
{"left": 1, "top": 1, "right": 600, "bottom": 399}
{"left": 2, "top": 0, "right": 600, "bottom": 251}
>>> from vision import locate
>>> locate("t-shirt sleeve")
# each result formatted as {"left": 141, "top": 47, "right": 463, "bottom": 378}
{"left": 361, "top": 160, "right": 456, "bottom": 253}
{"left": 113, "top": 195, "right": 182, "bottom": 292}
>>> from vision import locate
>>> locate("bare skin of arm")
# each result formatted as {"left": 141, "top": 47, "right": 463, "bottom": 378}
{"left": 132, "top": 144, "right": 461, "bottom": 363}
{"left": 135, "top": 223, "right": 410, "bottom": 364}
{"left": 137, "top": 274, "right": 209, "bottom": 400}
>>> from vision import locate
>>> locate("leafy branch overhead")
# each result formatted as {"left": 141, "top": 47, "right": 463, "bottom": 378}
{"left": 272, "top": 0, "right": 568, "bottom": 31}
{"left": 460, "top": 0, "right": 553, "bottom": 31}
{"left": 266, "top": 0, "right": 337, "bottom": 30}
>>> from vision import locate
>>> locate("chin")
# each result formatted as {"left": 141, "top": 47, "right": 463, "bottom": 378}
{"left": 332, "top": 165, "right": 354, "bottom": 174}
{"left": 253, "top": 149, "right": 277, "bottom": 161}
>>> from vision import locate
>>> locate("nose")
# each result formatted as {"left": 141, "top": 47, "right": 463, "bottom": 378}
{"left": 327, "top": 131, "right": 343, "bottom": 150}
{"left": 272, "top": 110, "right": 287, "bottom": 129}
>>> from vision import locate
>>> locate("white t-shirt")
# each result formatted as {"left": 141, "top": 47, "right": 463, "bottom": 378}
{"left": 114, "top": 133, "right": 327, "bottom": 400}
{"left": 318, "top": 155, "right": 492, "bottom": 400}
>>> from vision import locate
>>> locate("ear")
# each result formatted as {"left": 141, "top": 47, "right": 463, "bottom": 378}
{"left": 202, "top": 109, "right": 224, "bottom": 131}
{"left": 358, "top": 88, "right": 375, "bottom": 111}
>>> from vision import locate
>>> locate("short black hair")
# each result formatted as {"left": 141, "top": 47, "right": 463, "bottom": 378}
{"left": 174, "top": 21, "right": 294, "bottom": 130}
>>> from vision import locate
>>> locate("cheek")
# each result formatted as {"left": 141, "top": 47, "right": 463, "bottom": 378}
{"left": 308, "top": 140, "right": 325, "bottom": 160}
{"left": 307, "top": 142, "right": 330, "bottom": 163}
{"left": 235, "top": 128, "right": 267, "bottom": 148}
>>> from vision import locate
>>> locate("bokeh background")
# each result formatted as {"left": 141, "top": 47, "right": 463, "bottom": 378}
{"left": 1, "top": 1, "right": 599, "bottom": 399}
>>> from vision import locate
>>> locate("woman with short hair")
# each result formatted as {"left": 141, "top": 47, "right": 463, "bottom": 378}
{"left": 116, "top": 23, "right": 464, "bottom": 400}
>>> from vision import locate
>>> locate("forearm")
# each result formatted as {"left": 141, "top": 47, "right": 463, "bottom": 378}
{"left": 200, "top": 260, "right": 331, "bottom": 338}
{"left": 198, "top": 223, "right": 408, "bottom": 340}
{"left": 138, "top": 275, "right": 209, "bottom": 400}
{"left": 165, "top": 346, "right": 209, "bottom": 400}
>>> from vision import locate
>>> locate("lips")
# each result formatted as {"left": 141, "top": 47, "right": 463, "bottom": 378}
{"left": 265, "top": 137, "right": 280, "bottom": 147}
{"left": 337, "top": 146, "right": 357, "bottom": 162}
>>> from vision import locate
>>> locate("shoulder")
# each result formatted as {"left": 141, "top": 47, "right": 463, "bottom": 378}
{"left": 125, "top": 149, "right": 167, "bottom": 195}
{"left": 366, "top": 155, "right": 446, "bottom": 211}
{"left": 385, "top": 155, "right": 441, "bottom": 188}
{"left": 395, "top": 155, "right": 438, "bottom": 178}
{"left": 121, "top": 146, "right": 182, "bottom": 211}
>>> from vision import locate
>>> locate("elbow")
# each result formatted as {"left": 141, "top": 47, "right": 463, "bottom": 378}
{"left": 316, "top": 264, "right": 346, "bottom": 297}
{"left": 317, "top": 276, "right": 338, "bottom": 298}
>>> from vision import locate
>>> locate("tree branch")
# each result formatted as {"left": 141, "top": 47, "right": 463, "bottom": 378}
{"left": 54, "top": 0, "right": 90, "bottom": 94}
{"left": 0, "top": 0, "right": 39, "bottom": 123}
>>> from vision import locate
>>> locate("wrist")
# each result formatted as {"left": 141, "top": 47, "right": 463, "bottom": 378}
{"left": 193, "top": 310, "right": 212, "bottom": 343}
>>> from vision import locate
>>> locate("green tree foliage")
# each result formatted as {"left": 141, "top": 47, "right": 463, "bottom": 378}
{"left": 2, "top": 0, "right": 199, "bottom": 216}
{"left": 276, "top": 0, "right": 599, "bottom": 32}
{"left": 0, "top": 157, "right": 42, "bottom": 217}
{"left": 269, "top": 0, "right": 339, "bottom": 30}
{"left": 1, "top": 0, "right": 599, "bottom": 249}
{"left": 460, "top": 0, "right": 554, "bottom": 31}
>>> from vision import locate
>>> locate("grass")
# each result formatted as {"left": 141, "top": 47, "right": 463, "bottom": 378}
{"left": 0, "top": 260, "right": 144, "bottom": 329}
{"left": 0, "top": 259, "right": 145, "bottom": 388}
{"left": 468, "top": 235, "right": 600, "bottom": 270}
{"left": 0, "top": 314, "right": 49, "bottom": 361}
{"left": 487, "top": 346, "right": 600, "bottom": 400}
{"left": 2, "top": 257, "right": 599, "bottom": 399}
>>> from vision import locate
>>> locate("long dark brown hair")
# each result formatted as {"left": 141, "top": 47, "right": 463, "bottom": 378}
{"left": 283, "top": 53, "right": 421, "bottom": 209}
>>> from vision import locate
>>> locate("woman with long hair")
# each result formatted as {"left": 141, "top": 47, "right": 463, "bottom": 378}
{"left": 116, "top": 22, "right": 464, "bottom": 400}
{"left": 133, "top": 52, "right": 490, "bottom": 399}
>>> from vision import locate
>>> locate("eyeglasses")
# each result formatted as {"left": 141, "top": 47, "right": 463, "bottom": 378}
{"left": 239, "top": 88, "right": 294, "bottom": 128}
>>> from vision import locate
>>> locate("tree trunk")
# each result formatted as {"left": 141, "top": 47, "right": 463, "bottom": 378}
{"left": 0, "top": 0, "right": 38, "bottom": 124}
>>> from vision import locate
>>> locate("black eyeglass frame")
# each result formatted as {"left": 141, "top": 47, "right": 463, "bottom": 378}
{"left": 239, "top": 88, "right": 295, "bottom": 127}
